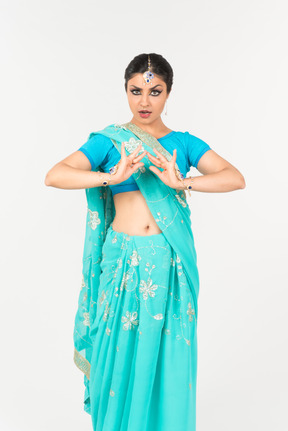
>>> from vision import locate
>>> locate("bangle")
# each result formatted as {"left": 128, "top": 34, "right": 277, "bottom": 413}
{"left": 98, "top": 161, "right": 120, "bottom": 187}
{"left": 98, "top": 173, "right": 112, "bottom": 186}
{"left": 185, "top": 176, "right": 195, "bottom": 196}
{"left": 173, "top": 167, "right": 195, "bottom": 196}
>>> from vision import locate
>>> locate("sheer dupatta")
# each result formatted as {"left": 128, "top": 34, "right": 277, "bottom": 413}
{"left": 73, "top": 122, "right": 200, "bottom": 414}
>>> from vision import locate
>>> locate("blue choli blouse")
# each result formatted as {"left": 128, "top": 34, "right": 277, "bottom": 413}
{"left": 77, "top": 130, "right": 211, "bottom": 196}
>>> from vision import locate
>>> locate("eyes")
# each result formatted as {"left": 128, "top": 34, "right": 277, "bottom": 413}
{"left": 130, "top": 90, "right": 162, "bottom": 97}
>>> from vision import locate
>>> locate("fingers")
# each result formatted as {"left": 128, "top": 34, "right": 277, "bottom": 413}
{"left": 131, "top": 150, "right": 147, "bottom": 163}
{"left": 148, "top": 165, "right": 161, "bottom": 176}
{"left": 130, "top": 143, "right": 145, "bottom": 157}
{"left": 152, "top": 148, "right": 167, "bottom": 163}
{"left": 120, "top": 142, "right": 126, "bottom": 159}
{"left": 128, "top": 144, "right": 147, "bottom": 164}
{"left": 121, "top": 142, "right": 143, "bottom": 157}
{"left": 147, "top": 152, "right": 162, "bottom": 167}
{"left": 153, "top": 147, "right": 177, "bottom": 164}
{"left": 130, "top": 161, "right": 145, "bottom": 173}
{"left": 171, "top": 149, "right": 177, "bottom": 165}
{"left": 121, "top": 142, "right": 147, "bottom": 164}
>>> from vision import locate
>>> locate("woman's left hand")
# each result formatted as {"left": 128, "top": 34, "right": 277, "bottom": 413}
{"left": 147, "top": 148, "right": 182, "bottom": 188}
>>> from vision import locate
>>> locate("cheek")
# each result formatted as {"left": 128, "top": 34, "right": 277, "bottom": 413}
{"left": 153, "top": 98, "right": 166, "bottom": 109}
{"left": 127, "top": 97, "right": 136, "bottom": 109}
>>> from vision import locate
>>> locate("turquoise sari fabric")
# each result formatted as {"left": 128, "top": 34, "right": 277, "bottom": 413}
{"left": 73, "top": 122, "right": 200, "bottom": 430}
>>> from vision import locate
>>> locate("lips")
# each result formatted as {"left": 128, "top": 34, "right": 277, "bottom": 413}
{"left": 139, "top": 110, "right": 152, "bottom": 113}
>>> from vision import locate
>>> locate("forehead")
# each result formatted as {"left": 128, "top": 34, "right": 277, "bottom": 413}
{"left": 128, "top": 73, "right": 165, "bottom": 88}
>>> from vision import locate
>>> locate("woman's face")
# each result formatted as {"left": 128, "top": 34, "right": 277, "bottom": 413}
{"left": 126, "top": 73, "right": 169, "bottom": 125}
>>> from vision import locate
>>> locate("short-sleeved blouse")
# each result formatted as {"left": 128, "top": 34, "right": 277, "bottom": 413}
{"left": 77, "top": 130, "right": 211, "bottom": 196}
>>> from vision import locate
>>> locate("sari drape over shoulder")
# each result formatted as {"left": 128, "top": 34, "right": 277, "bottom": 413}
{"left": 73, "top": 122, "right": 200, "bottom": 422}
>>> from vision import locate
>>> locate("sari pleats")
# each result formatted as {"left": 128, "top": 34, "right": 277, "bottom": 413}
{"left": 88, "top": 225, "right": 197, "bottom": 431}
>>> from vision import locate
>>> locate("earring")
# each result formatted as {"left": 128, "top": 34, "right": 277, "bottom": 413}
{"left": 165, "top": 100, "right": 168, "bottom": 116}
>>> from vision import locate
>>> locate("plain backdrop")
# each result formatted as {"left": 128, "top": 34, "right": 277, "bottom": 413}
{"left": 1, "top": 0, "right": 287, "bottom": 430}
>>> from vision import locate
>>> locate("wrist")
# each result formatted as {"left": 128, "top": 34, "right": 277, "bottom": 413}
{"left": 96, "top": 172, "right": 118, "bottom": 187}
{"left": 173, "top": 176, "right": 195, "bottom": 194}
{"left": 173, "top": 179, "right": 185, "bottom": 190}
{"left": 107, "top": 173, "right": 119, "bottom": 186}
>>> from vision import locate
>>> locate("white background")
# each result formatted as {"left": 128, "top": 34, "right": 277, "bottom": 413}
{"left": 1, "top": 0, "right": 287, "bottom": 430}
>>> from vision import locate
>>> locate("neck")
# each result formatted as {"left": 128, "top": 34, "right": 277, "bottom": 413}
{"left": 129, "top": 117, "right": 168, "bottom": 135}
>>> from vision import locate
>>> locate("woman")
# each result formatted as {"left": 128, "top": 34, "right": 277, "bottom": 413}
{"left": 45, "top": 53, "right": 245, "bottom": 431}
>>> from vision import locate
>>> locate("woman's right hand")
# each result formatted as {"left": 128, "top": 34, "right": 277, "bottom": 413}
{"left": 111, "top": 142, "right": 147, "bottom": 184}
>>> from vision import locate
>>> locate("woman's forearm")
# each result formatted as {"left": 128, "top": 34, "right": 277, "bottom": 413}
{"left": 44, "top": 163, "right": 117, "bottom": 190}
{"left": 177, "top": 167, "right": 246, "bottom": 193}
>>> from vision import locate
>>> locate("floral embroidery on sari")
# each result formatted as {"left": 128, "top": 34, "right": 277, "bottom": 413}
{"left": 121, "top": 311, "right": 139, "bottom": 330}
{"left": 87, "top": 208, "right": 101, "bottom": 230}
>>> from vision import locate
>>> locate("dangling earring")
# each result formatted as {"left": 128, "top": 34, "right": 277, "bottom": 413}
{"left": 165, "top": 100, "right": 168, "bottom": 116}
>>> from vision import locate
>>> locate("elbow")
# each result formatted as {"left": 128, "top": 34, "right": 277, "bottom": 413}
{"left": 238, "top": 174, "right": 246, "bottom": 190}
{"left": 229, "top": 166, "right": 246, "bottom": 190}
{"left": 44, "top": 171, "right": 53, "bottom": 187}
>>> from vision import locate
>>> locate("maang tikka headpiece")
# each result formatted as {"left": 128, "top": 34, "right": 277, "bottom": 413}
{"left": 143, "top": 55, "right": 154, "bottom": 85}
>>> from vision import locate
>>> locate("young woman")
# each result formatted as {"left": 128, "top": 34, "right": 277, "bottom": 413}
{"left": 45, "top": 53, "right": 245, "bottom": 431}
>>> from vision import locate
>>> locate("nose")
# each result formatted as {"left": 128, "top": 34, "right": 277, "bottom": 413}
{"left": 139, "top": 92, "right": 150, "bottom": 108}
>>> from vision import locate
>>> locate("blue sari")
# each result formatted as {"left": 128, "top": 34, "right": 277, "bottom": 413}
{"left": 73, "top": 122, "right": 200, "bottom": 430}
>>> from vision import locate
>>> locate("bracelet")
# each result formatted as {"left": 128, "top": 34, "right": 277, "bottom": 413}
{"left": 99, "top": 173, "right": 112, "bottom": 186}
{"left": 174, "top": 166, "right": 195, "bottom": 196}
{"left": 98, "top": 161, "right": 120, "bottom": 187}
{"left": 185, "top": 176, "right": 195, "bottom": 196}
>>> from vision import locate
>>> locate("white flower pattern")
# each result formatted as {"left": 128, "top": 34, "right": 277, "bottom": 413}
{"left": 121, "top": 311, "right": 139, "bottom": 330}
{"left": 139, "top": 278, "right": 158, "bottom": 300}
{"left": 187, "top": 302, "right": 195, "bottom": 322}
{"left": 83, "top": 312, "right": 90, "bottom": 327}
{"left": 124, "top": 137, "right": 145, "bottom": 154}
{"left": 87, "top": 209, "right": 101, "bottom": 230}
{"left": 130, "top": 250, "right": 141, "bottom": 266}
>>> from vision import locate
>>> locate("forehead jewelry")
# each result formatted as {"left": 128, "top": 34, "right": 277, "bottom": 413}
{"left": 143, "top": 55, "right": 154, "bottom": 85}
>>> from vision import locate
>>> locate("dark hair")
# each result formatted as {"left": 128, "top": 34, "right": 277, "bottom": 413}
{"left": 124, "top": 53, "right": 174, "bottom": 94}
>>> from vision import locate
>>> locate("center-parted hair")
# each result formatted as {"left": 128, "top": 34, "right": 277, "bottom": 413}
{"left": 124, "top": 53, "right": 174, "bottom": 94}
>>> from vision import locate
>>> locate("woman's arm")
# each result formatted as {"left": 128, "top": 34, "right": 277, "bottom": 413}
{"left": 177, "top": 149, "right": 246, "bottom": 193}
{"left": 44, "top": 143, "right": 147, "bottom": 190}
{"left": 44, "top": 150, "right": 117, "bottom": 190}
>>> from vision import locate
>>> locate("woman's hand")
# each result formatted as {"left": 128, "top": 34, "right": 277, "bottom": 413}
{"left": 147, "top": 148, "right": 182, "bottom": 188}
{"left": 112, "top": 142, "right": 147, "bottom": 183}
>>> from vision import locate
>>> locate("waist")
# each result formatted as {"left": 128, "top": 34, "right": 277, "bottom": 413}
{"left": 112, "top": 191, "right": 163, "bottom": 236}
{"left": 110, "top": 223, "right": 164, "bottom": 239}
{"left": 111, "top": 218, "right": 163, "bottom": 236}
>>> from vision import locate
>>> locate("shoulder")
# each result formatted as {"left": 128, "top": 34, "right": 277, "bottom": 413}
{"left": 180, "top": 131, "right": 211, "bottom": 152}
{"left": 170, "top": 130, "right": 204, "bottom": 143}
{"left": 86, "top": 132, "right": 114, "bottom": 147}
{"left": 181, "top": 131, "right": 208, "bottom": 144}
{"left": 77, "top": 132, "right": 115, "bottom": 170}
{"left": 170, "top": 130, "right": 206, "bottom": 148}
{"left": 179, "top": 131, "right": 211, "bottom": 168}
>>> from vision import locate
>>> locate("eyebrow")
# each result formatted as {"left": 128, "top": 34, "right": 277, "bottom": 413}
{"left": 129, "top": 84, "right": 163, "bottom": 90}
